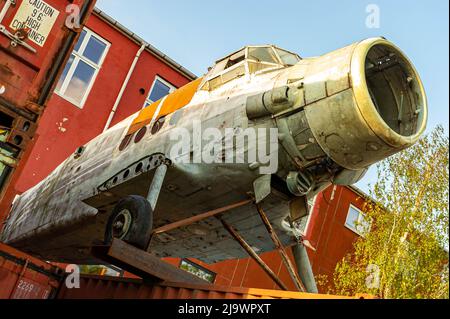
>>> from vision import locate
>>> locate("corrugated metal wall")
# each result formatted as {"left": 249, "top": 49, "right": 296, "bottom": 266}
{"left": 57, "top": 275, "right": 369, "bottom": 299}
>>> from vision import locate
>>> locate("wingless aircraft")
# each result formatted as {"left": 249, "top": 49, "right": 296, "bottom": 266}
{"left": 1, "top": 38, "right": 427, "bottom": 289}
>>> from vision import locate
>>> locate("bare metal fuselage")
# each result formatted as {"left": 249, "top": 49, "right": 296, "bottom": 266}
{"left": 1, "top": 38, "right": 427, "bottom": 264}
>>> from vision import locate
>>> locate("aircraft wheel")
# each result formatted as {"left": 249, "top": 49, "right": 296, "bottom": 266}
{"left": 105, "top": 195, "right": 153, "bottom": 249}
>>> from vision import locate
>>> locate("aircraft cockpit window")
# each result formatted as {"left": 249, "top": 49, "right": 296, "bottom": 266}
{"left": 206, "top": 63, "right": 246, "bottom": 91}
{"left": 226, "top": 50, "right": 246, "bottom": 69}
{"left": 209, "top": 49, "right": 245, "bottom": 76}
{"left": 201, "top": 45, "right": 301, "bottom": 91}
{"left": 247, "top": 47, "right": 279, "bottom": 64}
{"left": 275, "top": 48, "right": 301, "bottom": 66}
{"left": 201, "top": 49, "right": 247, "bottom": 91}
{"left": 248, "top": 61, "right": 274, "bottom": 74}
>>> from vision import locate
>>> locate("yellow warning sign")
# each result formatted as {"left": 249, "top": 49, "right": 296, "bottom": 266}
{"left": 9, "top": 0, "right": 60, "bottom": 47}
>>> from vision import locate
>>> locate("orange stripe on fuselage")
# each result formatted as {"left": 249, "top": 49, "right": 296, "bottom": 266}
{"left": 127, "top": 77, "right": 203, "bottom": 136}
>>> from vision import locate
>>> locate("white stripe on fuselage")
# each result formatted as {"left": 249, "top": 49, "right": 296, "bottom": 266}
{"left": 149, "top": 96, "right": 167, "bottom": 128}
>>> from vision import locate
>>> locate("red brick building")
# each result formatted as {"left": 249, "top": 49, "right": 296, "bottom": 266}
{"left": 0, "top": 7, "right": 371, "bottom": 294}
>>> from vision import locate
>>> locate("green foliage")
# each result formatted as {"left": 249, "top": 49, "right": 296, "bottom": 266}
{"left": 79, "top": 265, "right": 107, "bottom": 275}
{"left": 331, "top": 126, "right": 449, "bottom": 299}
{"left": 180, "top": 260, "right": 216, "bottom": 283}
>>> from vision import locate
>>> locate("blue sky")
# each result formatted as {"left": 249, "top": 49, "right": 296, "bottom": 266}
{"left": 96, "top": 0, "right": 449, "bottom": 193}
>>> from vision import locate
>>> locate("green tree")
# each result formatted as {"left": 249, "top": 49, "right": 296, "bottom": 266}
{"left": 331, "top": 125, "right": 449, "bottom": 299}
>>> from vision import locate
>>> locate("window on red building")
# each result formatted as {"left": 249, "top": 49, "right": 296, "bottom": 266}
{"left": 144, "top": 76, "right": 176, "bottom": 107}
{"left": 55, "top": 28, "right": 110, "bottom": 108}
{"left": 345, "top": 204, "right": 372, "bottom": 237}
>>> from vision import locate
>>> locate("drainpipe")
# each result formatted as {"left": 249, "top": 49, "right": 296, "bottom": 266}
{"left": 103, "top": 42, "right": 148, "bottom": 132}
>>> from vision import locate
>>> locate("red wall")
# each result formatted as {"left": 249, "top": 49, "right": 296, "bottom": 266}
{"left": 0, "top": 13, "right": 192, "bottom": 221}
{"left": 305, "top": 186, "right": 365, "bottom": 289}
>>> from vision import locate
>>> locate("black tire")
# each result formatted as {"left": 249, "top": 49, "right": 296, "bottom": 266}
{"left": 105, "top": 195, "right": 153, "bottom": 249}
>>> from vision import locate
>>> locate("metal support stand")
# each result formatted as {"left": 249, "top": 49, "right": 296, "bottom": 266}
{"left": 256, "top": 205, "right": 307, "bottom": 292}
{"left": 151, "top": 199, "right": 253, "bottom": 236}
{"left": 218, "top": 217, "right": 289, "bottom": 291}
{"left": 144, "top": 191, "right": 315, "bottom": 293}
{"left": 292, "top": 240, "right": 319, "bottom": 294}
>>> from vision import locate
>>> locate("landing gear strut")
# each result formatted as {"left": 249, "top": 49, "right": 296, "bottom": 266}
{"left": 104, "top": 163, "right": 168, "bottom": 249}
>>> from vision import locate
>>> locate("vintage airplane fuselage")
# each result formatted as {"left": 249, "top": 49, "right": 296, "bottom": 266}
{"left": 1, "top": 38, "right": 427, "bottom": 264}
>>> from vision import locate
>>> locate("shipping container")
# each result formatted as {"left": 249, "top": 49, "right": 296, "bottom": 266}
{"left": 1, "top": 242, "right": 373, "bottom": 299}
{"left": 57, "top": 275, "right": 373, "bottom": 300}
{"left": 0, "top": 242, "right": 63, "bottom": 299}
{"left": 0, "top": 0, "right": 96, "bottom": 199}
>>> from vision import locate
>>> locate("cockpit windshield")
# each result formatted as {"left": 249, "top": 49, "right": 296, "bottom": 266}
{"left": 201, "top": 45, "right": 301, "bottom": 91}
{"left": 248, "top": 47, "right": 279, "bottom": 64}
{"left": 275, "top": 48, "right": 301, "bottom": 66}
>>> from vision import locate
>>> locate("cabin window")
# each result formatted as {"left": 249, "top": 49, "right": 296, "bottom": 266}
{"left": 345, "top": 204, "right": 372, "bottom": 237}
{"left": 275, "top": 48, "right": 301, "bottom": 66}
{"left": 225, "top": 50, "right": 246, "bottom": 69}
{"left": 55, "top": 28, "right": 110, "bottom": 108}
{"left": 151, "top": 116, "right": 166, "bottom": 135}
{"left": 144, "top": 76, "right": 176, "bottom": 108}
{"left": 222, "top": 64, "right": 246, "bottom": 82}
{"left": 180, "top": 259, "right": 216, "bottom": 283}
{"left": 201, "top": 46, "right": 301, "bottom": 91}
{"left": 119, "top": 134, "right": 133, "bottom": 151}
{"left": 248, "top": 61, "right": 274, "bottom": 74}
{"left": 248, "top": 47, "right": 279, "bottom": 64}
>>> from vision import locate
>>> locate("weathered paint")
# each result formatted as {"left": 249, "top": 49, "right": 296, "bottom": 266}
{"left": 2, "top": 40, "right": 427, "bottom": 268}
{"left": 0, "top": 10, "right": 193, "bottom": 223}
{"left": 128, "top": 77, "right": 204, "bottom": 136}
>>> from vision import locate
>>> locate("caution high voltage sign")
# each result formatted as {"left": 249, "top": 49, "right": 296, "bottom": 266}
{"left": 10, "top": 0, "right": 60, "bottom": 47}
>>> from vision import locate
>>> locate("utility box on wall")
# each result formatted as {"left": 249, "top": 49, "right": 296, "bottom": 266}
{"left": 0, "top": 0, "right": 96, "bottom": 198}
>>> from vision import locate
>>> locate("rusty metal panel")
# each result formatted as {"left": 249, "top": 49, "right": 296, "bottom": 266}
{"left": 0, "top": 242, "right": 63, "bottom": 299}
{"left": 0, "top": 0, "right": 95, "bottom": 197}
{"left": 56, "top": 275, "right": 373, "bottom": 299}
{"left": 0, "top": 0, "right": 95, "bottom": 129}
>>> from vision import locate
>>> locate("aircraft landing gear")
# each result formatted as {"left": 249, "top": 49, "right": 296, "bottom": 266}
{"left": 104, "top": 162, "right": 168, "bottom": 249}
{"left": 105, "top": 195, "right": 153, "bottom": 249}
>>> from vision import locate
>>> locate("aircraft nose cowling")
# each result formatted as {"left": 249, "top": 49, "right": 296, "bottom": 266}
{"left": 246, "top": 38, "right": 427, "bottom": 188}
{"left": 298, "top": 37, "right": 428, "bottom": 170}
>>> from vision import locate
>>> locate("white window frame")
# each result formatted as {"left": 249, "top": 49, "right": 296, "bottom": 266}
{"left": 55, "top": 28, "right": 110, "bottom": 109}
{"left": 144, "top": 75, "right": 176, "bottom": 107}
{"left": 345, "top": 204, "right": 372, "bottom": 237}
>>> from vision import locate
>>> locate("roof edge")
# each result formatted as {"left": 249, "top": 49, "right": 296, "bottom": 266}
{"left": 92, "top": 7, "right": 197, "bottom": 81}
